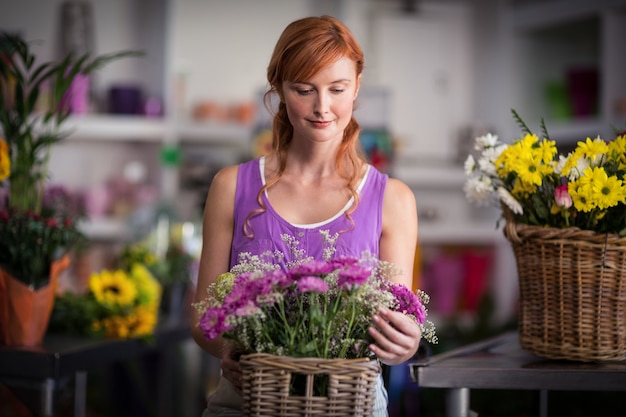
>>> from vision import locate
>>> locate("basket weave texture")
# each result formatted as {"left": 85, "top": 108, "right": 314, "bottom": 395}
{"left": 504, "top": 216, "right": 626, "bottom": 362}
{"left": 240, "top": 353, "right": 381, "bottom": 416}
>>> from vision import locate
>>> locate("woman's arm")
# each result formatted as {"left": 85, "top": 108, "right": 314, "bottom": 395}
{"left": 190, "top": 165, "right": 239, "bottom": 358}
{"left": 369, "top": 177, "right": 421, "bottom": 365}
{"left": 379, "top": 177, "right": 418, "bottom": 287}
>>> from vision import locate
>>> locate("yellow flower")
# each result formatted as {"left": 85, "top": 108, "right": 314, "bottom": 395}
{"left": 89, "top": 269, "right": 138, "bottom": 307}
{"left": 577, "top": 137, "right": 609, "bottom": 164}
{"left": 587, "top": 167, "right": 626, "bottom": 210}
{"left": 608, "top": 135, "right": 626, "bottom": 170}
{"left": 93, "top": 305, "right": 158, "bottom": 339}
{"left": 129, "top": 263, "right": 162, "bottom": 307}
{"left": 127, "top": 305, "right": 159, "bottom": 337}
{"left": 569, "top": 167, "right": 626, "bottom": 212}
{"left": 96, "top": 315, "right": 132, "bottom": 339}
{"left": 0, "top": 138, "right": 10, "bottom": 182}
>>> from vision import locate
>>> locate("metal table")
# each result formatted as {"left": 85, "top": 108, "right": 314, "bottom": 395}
{"left": 0, "top": 319, "right": 191, "bottom": 417}
{"left": 409, "top": 332, "right": 626, "bottom": 417}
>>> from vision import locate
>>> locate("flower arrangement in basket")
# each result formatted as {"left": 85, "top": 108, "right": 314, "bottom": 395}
{"left": 49, "top": 261, "right": 162, "bottom": 340}
{"left": 464, "top": 109, "right": 626, "bottom": 361}
{"left": 195, "top": 250, "right": 437, "bottom": 415}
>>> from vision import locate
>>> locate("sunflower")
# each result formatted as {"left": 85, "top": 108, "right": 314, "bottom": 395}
{"left": 89, "top": 269, "right": 138, "bottom": 308}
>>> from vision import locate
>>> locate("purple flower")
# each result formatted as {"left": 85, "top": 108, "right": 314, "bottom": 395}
{"left": 330, "top": 256, "right": 360, "bottom": 269}
{"left": 297, "top": 276, "right": 329, "bottom": 293}
{"left": 199, "top": 307, "right": 231, "bottom": 340}
{"left": 389, "top": 283, "right": 426, "bottom": 323}
{"left": 337, "top": 265, "right": 371, "bottom": 289}
{"left": 288, "top": 260, "right": 333, "bottom": 279}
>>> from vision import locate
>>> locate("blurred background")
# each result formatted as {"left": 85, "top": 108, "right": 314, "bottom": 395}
{"left": 1, "top": 0, "right": 625, "bottom": 416}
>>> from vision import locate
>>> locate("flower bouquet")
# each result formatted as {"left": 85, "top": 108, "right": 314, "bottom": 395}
{"left": 49, "top": 262, "right": 162, "bottom": 340}
{"left": 195, "top": 250, "right": 436, "bottom": 415}
{"left": 463, "top": 109, "right": 626, "bottom": 361}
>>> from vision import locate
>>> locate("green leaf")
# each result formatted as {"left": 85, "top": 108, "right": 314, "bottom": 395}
{"left": 511, "top": 109, "right": 533, "bottom": 136}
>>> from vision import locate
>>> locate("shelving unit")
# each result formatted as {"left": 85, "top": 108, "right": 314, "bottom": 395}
{"left": 507, "top": 0, "right": 626, "bottom": 146}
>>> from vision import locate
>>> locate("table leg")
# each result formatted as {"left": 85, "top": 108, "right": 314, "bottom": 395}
{"left": 539, "top": 389, "right": 548, "bottom": 417}
{"left": 41, "top": 378, "right": 54, "bottom": 417}
{"left": 74, "top": 371, "right": 87, "bottom": 417}
{"left": 445, "top": 387, "right": 470, "bottom": 417}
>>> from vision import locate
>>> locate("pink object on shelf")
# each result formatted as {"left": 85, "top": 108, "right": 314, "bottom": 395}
{"left": 84, "top": 185, "right": 111, "bottom": 218}
{"left": 62, "top": 74, "right": 90, "bottom": 114}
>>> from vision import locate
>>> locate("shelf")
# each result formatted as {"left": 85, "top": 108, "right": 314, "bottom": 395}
{"left": 418, "top": 222, "right": 504, "bottom": 245}
{"left": 393, "top": 163, "right": 466, "bottom": 189}
{"left": 78, "top": 217, "right": 131, "bottom": 241}
{"left": 64, "top": 115, "right": 168, "bottom": 142}
{"left": 510, "top": 0, "right": 626, "bottom": 31}
{"left": 60, "top": 115, "right": 253, "bottom": 147}
{"left": 176, "top": 121, "right": 252, "bottom": 146}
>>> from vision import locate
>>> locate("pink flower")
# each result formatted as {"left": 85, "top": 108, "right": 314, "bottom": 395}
{"left": 297, "top": 276, "right": 329, "bottom": 293}
{"left": 389, "top": 283, "right": 426, "bottom": 323}
{"left": 337, "top": 264, "right": 371, "bottom": 289}
{"left": 289, "top": 260, "right": 334, "bottom": 278}
{"left": 555, "top": 185, "right": 572, "bottom": 208}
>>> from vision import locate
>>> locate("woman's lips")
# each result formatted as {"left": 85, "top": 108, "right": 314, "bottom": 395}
{"left": 309, "top": 120, "right": 332, "bottom": 128}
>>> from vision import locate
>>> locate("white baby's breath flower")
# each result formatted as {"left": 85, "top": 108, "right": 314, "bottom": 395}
{"left": 497, "top": 187, "right": 523, "bottom": 215}
{"left": 475, "top": 133, "right": 499, "bottom": 150}
{"left": 463, "top": 176, "right": 495, "bottom": 206}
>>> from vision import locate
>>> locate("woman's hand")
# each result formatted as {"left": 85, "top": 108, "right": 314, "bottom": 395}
{"left": 368, "top": 308, "right": 422, "bottom": 366}
{"left": 221, "top": 341, "right": 243, "bottom": 393}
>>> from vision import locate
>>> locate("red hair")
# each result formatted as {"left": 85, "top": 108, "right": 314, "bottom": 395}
{"left": 245, "top": 15, "right": 367, "bottom": 236}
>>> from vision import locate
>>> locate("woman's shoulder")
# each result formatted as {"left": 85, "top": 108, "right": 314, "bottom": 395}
{"left": 211, "top": 158, "right": 260, "bottom": 187}
{"left": 383, "top": 176, "right": 416, "bottom": 208}
{"left": 211, "top": 164, "right": 239, "bottom": 190}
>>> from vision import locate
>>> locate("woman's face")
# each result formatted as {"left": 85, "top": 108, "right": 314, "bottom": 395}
{"left": 282, "top": 56, "right": 360, "bottom": 146}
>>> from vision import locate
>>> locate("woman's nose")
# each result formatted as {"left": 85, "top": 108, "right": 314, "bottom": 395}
{"left": 313, "top": 91, "right": 330, "bottom": 114}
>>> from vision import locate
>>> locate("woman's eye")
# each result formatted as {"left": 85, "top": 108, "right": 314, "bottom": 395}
{"left": 331, "top": 88, "right": 345, "bottom": 94}
{"left": 296, "top": 89, "right": 313, "bottom": 95}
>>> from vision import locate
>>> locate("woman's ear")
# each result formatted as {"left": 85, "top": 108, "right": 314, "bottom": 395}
{"left": 354, "top": 73, "right": 362, "bottom": 101}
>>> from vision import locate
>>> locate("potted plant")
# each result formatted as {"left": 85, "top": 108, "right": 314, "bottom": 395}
{"left": 0, "top": 31, "right": 140, "bottom": 346}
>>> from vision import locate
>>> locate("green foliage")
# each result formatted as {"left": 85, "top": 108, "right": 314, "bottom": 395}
{"left": 0, "top": 208, "right": 85, "bottom": 289}
{"left": 0, "top": 31, "right": 141, "bottom": 287}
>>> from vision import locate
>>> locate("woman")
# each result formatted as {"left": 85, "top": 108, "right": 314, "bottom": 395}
{"left": 191, "top": 15, "right": 421, "bottom": 416}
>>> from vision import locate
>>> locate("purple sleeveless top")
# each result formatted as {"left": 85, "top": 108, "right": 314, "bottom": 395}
{"left": 230, "top": 157, "right": 388, "bottom": 269}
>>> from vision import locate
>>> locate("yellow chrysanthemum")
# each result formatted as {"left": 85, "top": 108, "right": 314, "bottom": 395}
{"left": 608, "top": 135, "right": 626, "bottom": 170}
{"left": 568, "top": 181, "right": 594, "bottom": 212}
{"left": 567, "top": 167, "right": 626, "bottom": 212}
{"left": 587, "top": 167, "right": 626, "bottom": 210}
{"left": 510, "top": 177, "right": 538, "bottom": 199}
{"left": 495, "top": 133, "right": 556, "bottom": 187}
{"left": 577, "top": 136, "right": 609, "bottom": 165}
{"left": 89, "top": 269, "right": 138, "bottom": 307}
{"left": 0, "top": 138, "right": 10, "bottom": 182}
{"left": 537, "top": 138, "right": 558, "bottom": 164}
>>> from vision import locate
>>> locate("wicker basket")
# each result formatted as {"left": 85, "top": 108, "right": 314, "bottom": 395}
{"left": 504, "top": 216, "right": 626, "bottom": 362}
{"left": 240, "top": 353, "right": 381, "bottom": 416}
